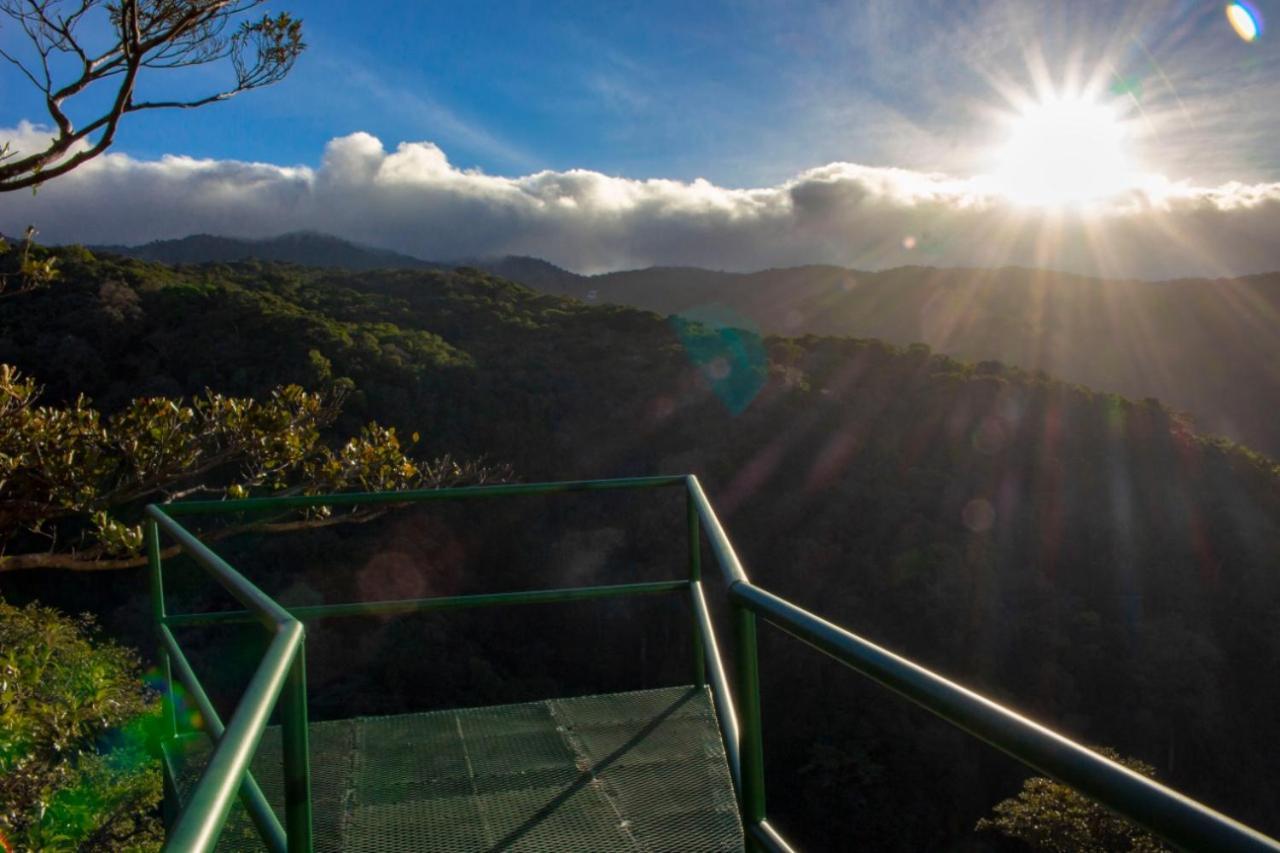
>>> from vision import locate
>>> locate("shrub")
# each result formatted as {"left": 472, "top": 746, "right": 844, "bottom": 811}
{"left": 0, "top": 600, "right": 162, "bottom": 851}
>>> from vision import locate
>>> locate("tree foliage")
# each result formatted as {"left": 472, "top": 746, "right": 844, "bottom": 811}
{"left": 3, "top": 247, "right": 1280, "bottom": 848}
{"left": 0, "top": 0, "right": 303, "bottom": 192}
{"left": 0, "top": 363, "right": 503, "bottom": 572}
{"left": 0, "top": 599, "right": 162, "bottom": 851}
{"left": 977, "top": 748, "right": 1169, "bottom": 852}
{"left": 0, "top": 228, "right": 59, "bottom": 298}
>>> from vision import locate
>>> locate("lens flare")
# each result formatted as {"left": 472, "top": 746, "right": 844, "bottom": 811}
{"left": 1226, "top": 2, "right": 1262, "bottom": 42}
{"left": 962, "top": 498, "right": 996, "bottom": 533}
{"left": 672, "top": 306, "right": 767, "bottom": 415}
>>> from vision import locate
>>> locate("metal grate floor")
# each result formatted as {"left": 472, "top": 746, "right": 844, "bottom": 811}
{"left": 168, "top": 685, "right": 744, "bottom": 852}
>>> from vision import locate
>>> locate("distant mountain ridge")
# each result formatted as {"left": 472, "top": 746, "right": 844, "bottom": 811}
{"left": 84, "top": 231, "right": 1280, "bottom": 456}
{"left": 88, "top": 231, "right": 443, "bottom": 271}
{"left": 87, "top": 232, "right": 598, "bottom": 285}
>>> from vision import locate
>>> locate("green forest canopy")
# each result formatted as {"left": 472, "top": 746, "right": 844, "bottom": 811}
{"left": 2, "top": 243, "right": 1279, "bottom": 850}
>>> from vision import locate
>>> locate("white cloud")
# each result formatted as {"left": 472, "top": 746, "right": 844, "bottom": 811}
{"left": 4, "top": 125, "right": 1280, "bottom": 279}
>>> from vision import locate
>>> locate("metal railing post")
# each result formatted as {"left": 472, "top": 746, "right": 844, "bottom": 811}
{"left": 691, "top": 581, "right": 742, "bottom": 792}
{"left": 688, "top": 488, "right": 707, "bottom": 687}
{"left": 159, "top": 626, "right": 287, "bottom": 851}
{"left": 146, "top": 519, "right": 179, "bottom": 741}
{"left": 734, "top": 601, "right": 767, "bottom": 841}
{"left": 280, "top": 638, "right": 313, "bottom": 853}
{"left": 146, "top": 519, "right": 181, "bottom": 832}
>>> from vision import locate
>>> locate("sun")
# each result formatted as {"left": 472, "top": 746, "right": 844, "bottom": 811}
{"left": 990, "top": 96, "right": 1136, "bottom": 208}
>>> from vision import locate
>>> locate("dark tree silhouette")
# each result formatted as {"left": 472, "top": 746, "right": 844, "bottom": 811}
{"left": 0, "top": 0, "right": 303, "bottom": 192}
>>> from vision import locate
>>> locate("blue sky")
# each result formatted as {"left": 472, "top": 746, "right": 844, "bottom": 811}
{"left": 5, "top": 0, "right": 1276, "bottom": 185}
{"left": 3, "top": 1, "right": 1280, "bottom": 276}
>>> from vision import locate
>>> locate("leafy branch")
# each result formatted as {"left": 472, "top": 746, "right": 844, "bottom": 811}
{"left": 0, "top": 364, "right": 506, "bottom": 572}
{"left": 0, "top": 227, "right": 59, "bottom": 298}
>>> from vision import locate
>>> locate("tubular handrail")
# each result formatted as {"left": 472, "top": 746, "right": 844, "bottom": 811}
{"left": 149, "top": 507, "right": 293, "bottom": 628}
{"left": 690, "top": 580, "right": 742, "bottom": 789}
{"left": 147, "top": 507, "right": 313, "bottom": 853}
{"left": 165, "top": 624, "right": 302, "bottom": 852}
{"left": 682, "top": 474, "right": 1280, "bottom": 853}
{"left": 143, "top": 474, "right": 1280, "bottom": 853}
{"left": 162, "top": 579, "right": 688, "bottom": 627}
{"left": 686, "top": 475, "right": 750, "bottom": 585}
{"left": 158, "top": 625, "right": 287, "bottom": 852}
{"left": 727, "top": 581, "right": 1280, "bottom": 853}
{"left": 748, "top": 819, "right": 799, "bottom": 853}
{"left": 160, "top": 475, "right": 687, "bottom": 517}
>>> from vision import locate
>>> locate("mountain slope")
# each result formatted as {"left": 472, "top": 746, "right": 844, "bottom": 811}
{"left": 3, "top": 245, "right": 1279, "bottom": 849}
{"left": 85, "top": 233, "right": 1280, "bottom": 457}
{"left": 89, "top": 231, "right": 441, "bottom": 271}
{"left": 537, "top": 262, "right": 1280, "bottom": 458}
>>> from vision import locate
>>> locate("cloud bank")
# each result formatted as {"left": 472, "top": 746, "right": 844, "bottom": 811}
{"left": 4, "top": 122, "right": 1280, "bottom": 279}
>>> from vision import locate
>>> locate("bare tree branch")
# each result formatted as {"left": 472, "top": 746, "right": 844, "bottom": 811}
{"left": 0, "top": 0, "right": 303, "bottom": 192}
{"left": 0, "top": 46, "right": 46, "bottom": 90}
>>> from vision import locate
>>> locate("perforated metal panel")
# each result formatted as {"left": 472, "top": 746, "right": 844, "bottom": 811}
{"left": 168, "top": 685, "right": 744, "bottom": 851}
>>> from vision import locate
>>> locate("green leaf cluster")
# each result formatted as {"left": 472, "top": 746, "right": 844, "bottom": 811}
{"left": 0, "top": 600, "right": 161, "bottom": 851}
{"left": 0, "top": 363, "right": 501, "bottom": 571}
{"left": 0, "top": 231, "right": 59, "bottom": 298}
{"left": 977, "top": 748, "right": 1167, "bottom": 852}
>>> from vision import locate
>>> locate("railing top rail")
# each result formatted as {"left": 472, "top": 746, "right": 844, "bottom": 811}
{"left": 158, "top": 625, "right": 287, "bottom": 852}
{"left": 731, "top": 581, "right": 1280, "bottom": 853}
{"left": 685, "top": 475, "right": 749, "bottom": 585}
{"left": 158, "top": 475, "right": 687, "bottom": 518}
{"left": 147, "top": 506, "right": 294, "bottom": 629}
{"left": 164, "top": 623, "right": 303, "bottom": 853}
{"left": 163, "top": 579, "right": 689, "bottom": 628}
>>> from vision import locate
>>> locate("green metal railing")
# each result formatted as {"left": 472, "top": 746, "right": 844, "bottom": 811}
{"left": 146, "top": 475, "right": 1280, "bottom": 853}
{"left": 147, "top": 509, "right": 311, "bottom": 853}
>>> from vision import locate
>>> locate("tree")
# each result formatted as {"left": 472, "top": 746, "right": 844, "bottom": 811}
{"left": 0, "top": 599, "right": 162, "bottom": 851}
{"left": 976, "top": 748, "right": 1169, "bottom": 852}
{"left": 0, "top": 364, "right": 505, "bottom": 572}
{"left": 0, "top": 227, "right": 60, "bottom": 297}
{"left": 0, "top": 0, "right": 303, "bottom": 192}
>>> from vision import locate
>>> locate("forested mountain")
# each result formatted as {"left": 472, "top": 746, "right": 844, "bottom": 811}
{"left": 5, "top": 245, "right": 1280, "bottom": 850}
{"left": 90, "top": 232, "right": 1280, "bottom": 459}
{"left": 504, "top": 262, "right": 1280, "bottom": 462}
{"left": 89, "top": 231, "right": 440, "bottom": 271}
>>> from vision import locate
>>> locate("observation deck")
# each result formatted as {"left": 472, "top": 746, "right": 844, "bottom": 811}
{"left": 145, "top": 476, "right": 1280, "bottom": 852}
{"left": 167, "top": 686, "right": 741, "bottom": 852}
